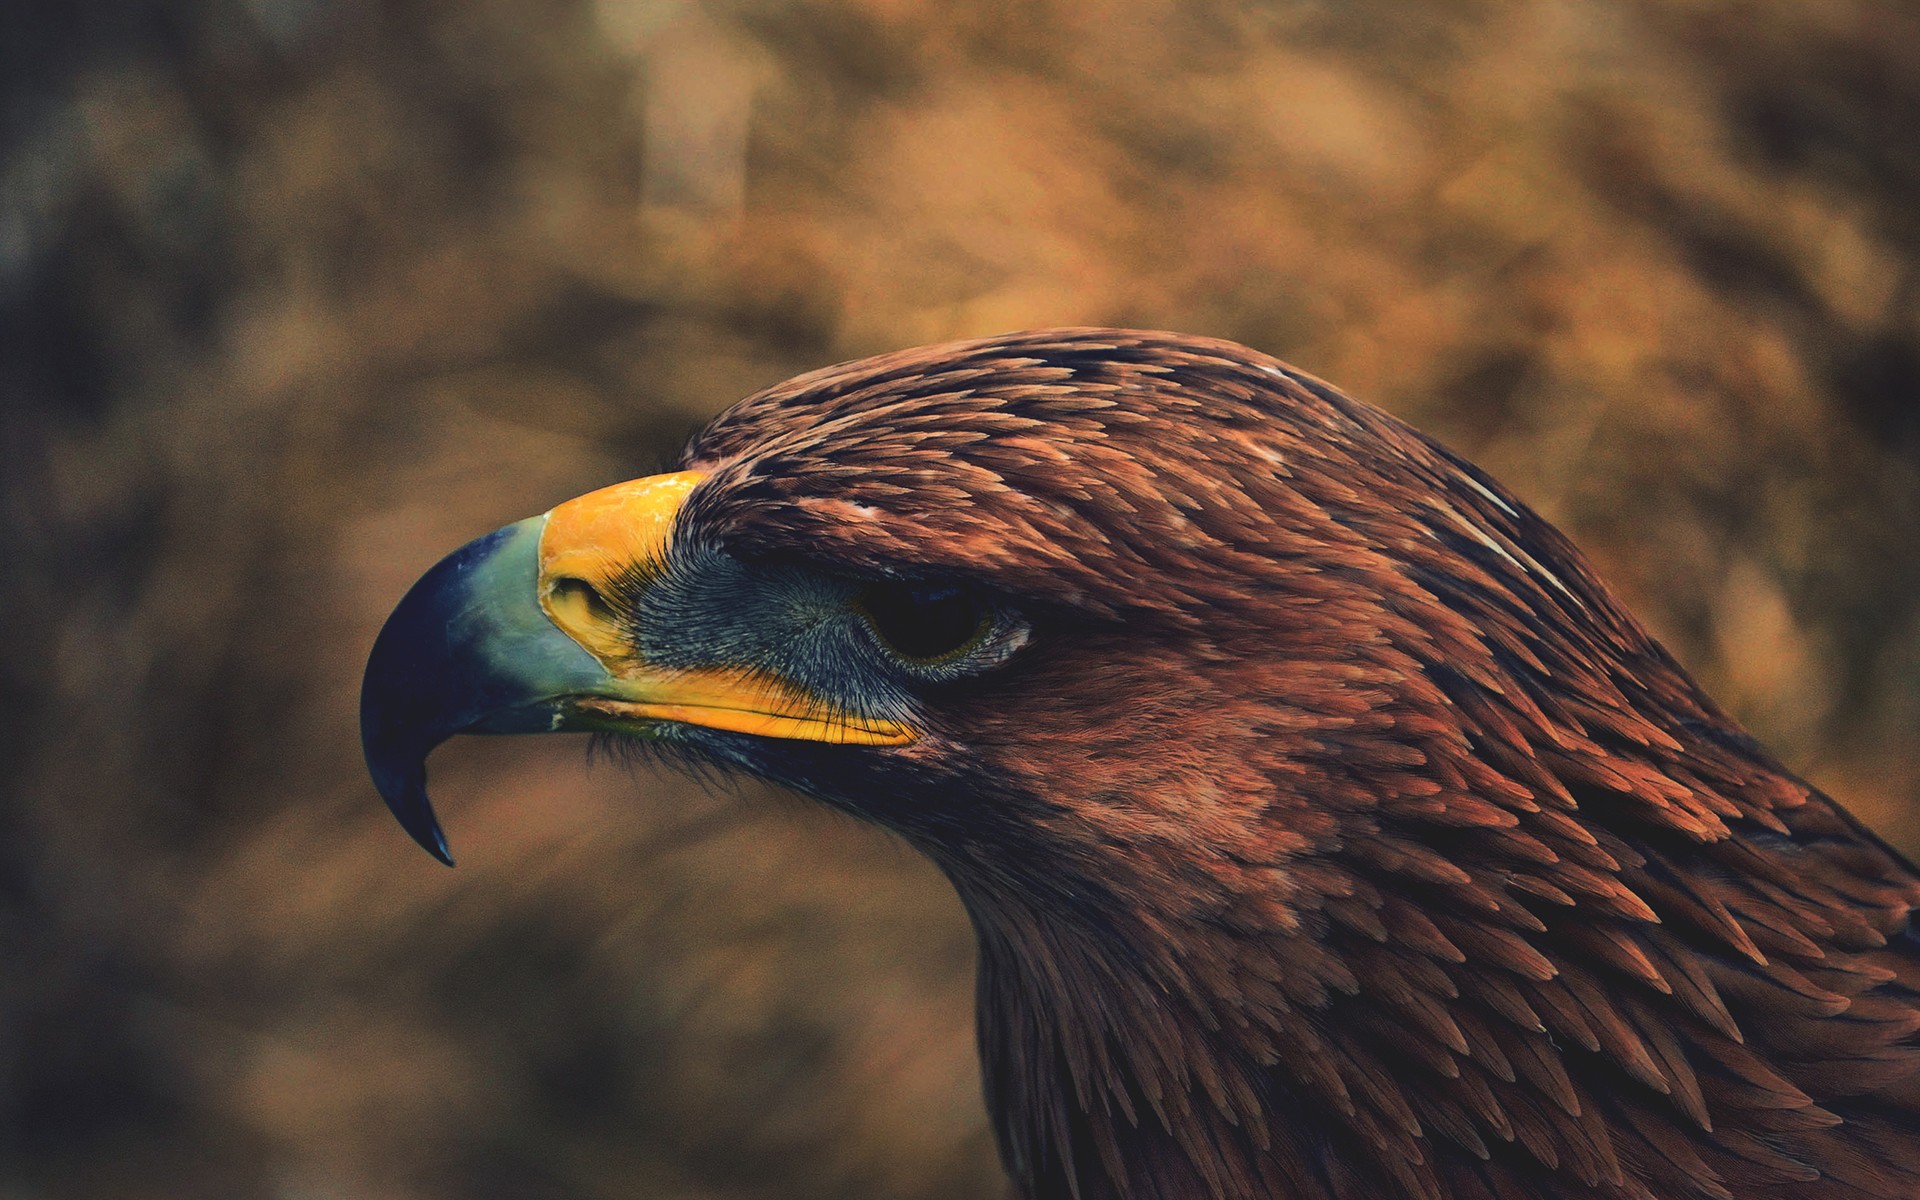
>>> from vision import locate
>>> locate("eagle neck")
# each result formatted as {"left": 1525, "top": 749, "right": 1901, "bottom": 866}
{"left": 953, "top": 876, "right": 1349, "bottom": 1200}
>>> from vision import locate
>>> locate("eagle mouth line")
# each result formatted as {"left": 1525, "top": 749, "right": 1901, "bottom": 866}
{"left": 571, "top": 695, "right": 916, "bottom": 746}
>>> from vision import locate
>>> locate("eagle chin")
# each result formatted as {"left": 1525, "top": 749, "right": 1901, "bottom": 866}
{"left": 362, "top": 329, "right": 1920, "bottom": 1200}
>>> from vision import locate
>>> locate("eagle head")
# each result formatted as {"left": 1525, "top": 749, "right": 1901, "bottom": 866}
{"left": 361, "top": 329, "right": 1920, "bottom": 1200}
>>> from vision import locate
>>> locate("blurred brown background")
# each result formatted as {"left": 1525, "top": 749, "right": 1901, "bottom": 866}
{"left": 3, "top": 1, "right": 1917, "bottom": 1196}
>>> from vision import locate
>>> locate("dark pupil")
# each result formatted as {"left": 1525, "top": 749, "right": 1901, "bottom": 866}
{"left": 862, "top": 584, "right": 985, "bottom": 662}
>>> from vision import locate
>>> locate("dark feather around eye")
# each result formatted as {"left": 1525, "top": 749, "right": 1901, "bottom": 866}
{"left": 857, "top": 583, "right": 992, "bottom": 664}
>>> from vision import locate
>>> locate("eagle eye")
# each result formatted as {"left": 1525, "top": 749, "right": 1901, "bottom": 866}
{"left": 857, "top": 582, "right": 993, "bottom": 666}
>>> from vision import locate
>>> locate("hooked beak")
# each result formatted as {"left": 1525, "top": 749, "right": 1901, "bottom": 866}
{"left": 359, "top": 472, "right": 913, "bottom": 866}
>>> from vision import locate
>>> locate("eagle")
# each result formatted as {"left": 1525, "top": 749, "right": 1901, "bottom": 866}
{"left": 360, "top": 329, "right": 1920, "bottom": 1200}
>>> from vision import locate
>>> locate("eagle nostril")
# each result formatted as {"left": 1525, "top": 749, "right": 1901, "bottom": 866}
{"left": 551, "top": 575, "right": 617, "bottom": 626}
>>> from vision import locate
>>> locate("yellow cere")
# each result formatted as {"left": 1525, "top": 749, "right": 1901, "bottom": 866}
{"left": 537, "top": 471, "right": 706, "bottom": 667}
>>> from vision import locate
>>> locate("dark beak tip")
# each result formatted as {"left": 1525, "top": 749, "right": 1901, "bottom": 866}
{"left": 361, "top": 518, "right": 581, "bottom": 871}
{"left": 359, "top": 528, "right": 513, "bottom": 870}
{"left": 363, "top": 752, "right": 458, "bottom": 867}
{"left": 398, "top": 814, "right": 457, "bottom": 867}
{"left": 400, "top": 794, "right": 456, "bottom": 867}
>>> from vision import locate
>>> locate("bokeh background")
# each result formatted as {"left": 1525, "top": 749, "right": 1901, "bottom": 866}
{"left": 3, "top": 1, "right": 1917, "bottom": 1196}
